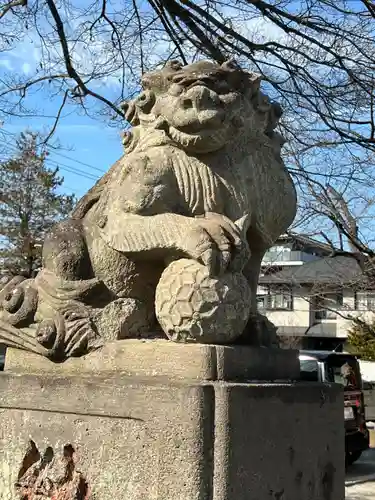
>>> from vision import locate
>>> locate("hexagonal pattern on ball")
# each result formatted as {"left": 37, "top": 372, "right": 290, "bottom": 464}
{"left": 155, "top": 258, "right": 251, "bottom": 343}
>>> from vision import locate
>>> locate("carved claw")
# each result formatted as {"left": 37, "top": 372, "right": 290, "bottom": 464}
{"left": 180, "top": 213, "right": 247, "bottom": 277}
{"left": 36, "top": 314, "right": 66, "bottom": 360}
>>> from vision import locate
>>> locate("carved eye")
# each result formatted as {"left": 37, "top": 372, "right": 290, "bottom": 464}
{"left": 214, "top": 78, "right": 231, "bottom": 94}
{"left": 172, "top": 74, "right": 186, "bottom": 85}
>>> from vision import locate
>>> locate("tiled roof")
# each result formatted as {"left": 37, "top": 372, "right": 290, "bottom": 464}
{"left": 259, "top": 255, "right": 366, "bottom": 286}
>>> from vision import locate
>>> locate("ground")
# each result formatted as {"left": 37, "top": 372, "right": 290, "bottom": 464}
{"left": 346, "top": 448, "right": 375, "bottom": 499}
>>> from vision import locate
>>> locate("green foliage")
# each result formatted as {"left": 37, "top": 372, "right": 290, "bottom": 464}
{"left": 0, "top": 131, "right": 75, "bottom": 277}
{"left": 347, "top": 317, "right": 375, "bottom": 361}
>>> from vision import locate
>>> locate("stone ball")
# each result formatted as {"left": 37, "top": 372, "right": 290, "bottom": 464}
{"left": 155, "top": 258, "right": 251, "bottom": 344}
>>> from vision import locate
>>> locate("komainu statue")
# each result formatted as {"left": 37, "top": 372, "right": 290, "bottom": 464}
{"left": 0, "top": 59, "right": 296, "bottom": 362}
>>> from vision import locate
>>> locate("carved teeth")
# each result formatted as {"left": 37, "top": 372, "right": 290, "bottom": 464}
{"left": 168, "top": 125, "right": 227, "bottom": 152}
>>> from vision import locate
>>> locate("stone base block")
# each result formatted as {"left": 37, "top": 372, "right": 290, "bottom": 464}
{"left": 0, "top": 366, "right": 344, "bottom": 499}
{"left": 4, "top": 340, "right": 300, "bottom": 381}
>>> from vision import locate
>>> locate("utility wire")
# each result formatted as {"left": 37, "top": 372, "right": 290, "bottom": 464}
{"left": 47, "top": 149, "right": 107, "bottom": 174}
{"left": 0, "top": 131, "right": 101, "bottom": 182}
{"left": 0, "top": 128, "right": 107, "bottom": 176}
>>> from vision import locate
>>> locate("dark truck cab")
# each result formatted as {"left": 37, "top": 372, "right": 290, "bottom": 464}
{"left": 299, "top": 350, "right": 369, "bottom": 466}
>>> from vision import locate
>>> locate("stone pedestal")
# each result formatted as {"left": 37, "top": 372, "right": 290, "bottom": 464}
{"left": 0, "top": 341, "right": 344, "bottom": 500}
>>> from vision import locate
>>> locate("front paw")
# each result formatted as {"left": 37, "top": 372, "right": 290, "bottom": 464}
{"left": 179, "top": 213, "right": 245, "bottom": 276}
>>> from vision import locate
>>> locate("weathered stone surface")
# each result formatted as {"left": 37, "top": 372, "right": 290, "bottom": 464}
{"left": 155, "top": 259, "right": 251, "bottom": 344}
{"left": 4, "top": 341, "right": 300, "bottom": 381}
{"left": 0, "top": 371, "right": 344, "bottom": 500}
{"left": 15, "top": 440, "right": 89, "bottom": 499}
{"left": 0, "top": 59, "right": 297, "bottom": 360}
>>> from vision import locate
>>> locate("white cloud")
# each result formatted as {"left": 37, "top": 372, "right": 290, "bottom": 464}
{"left": 21, "top": 62, "right": 31, "bottom": 75}
{"left": 0, "top": 59, "right": 13, "bottom": 71}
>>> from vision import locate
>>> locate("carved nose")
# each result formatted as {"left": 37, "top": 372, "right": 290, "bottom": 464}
{"left": 182, "top": 86, "right": 220, "bottom": 112}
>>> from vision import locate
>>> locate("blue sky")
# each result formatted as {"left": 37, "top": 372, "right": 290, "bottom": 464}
{"left": 0, "top": 0, "right": 138, "bottom": 199}
{"left": 1, "top": 0, "right": 371, "bottom": 249}
{"left": 1, "top": 97, "right": 124, "bottom": 199}
{"left": 0, "top": 0, "right": 286, "bottom": 201}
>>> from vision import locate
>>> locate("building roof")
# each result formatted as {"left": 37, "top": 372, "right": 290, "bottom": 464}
{"left": 277, "top": 231, "right": 335, "bottom": 253}
{"left": 259, "top": 254, "right": 365, "bottom": 286}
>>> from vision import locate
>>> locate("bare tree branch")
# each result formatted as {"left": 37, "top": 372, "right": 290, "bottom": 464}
{"left": 44, "top": 89, "right": 68, "bottom": 144}
{"left": 0, "top": 0, "right": 26, "bottom": 20}
{"left": 45, "top": 0, "right": 124, "bottom": 118}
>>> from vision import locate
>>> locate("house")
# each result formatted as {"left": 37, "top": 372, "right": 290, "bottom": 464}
{"left": 261, "top": 232, "right": 333, "bottom": 268}
{"left": 257, "top": 233, "right": 375, "bottom": 350}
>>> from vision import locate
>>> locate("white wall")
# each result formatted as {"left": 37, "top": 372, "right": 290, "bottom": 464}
{"left": 258, "top": 286, "right": 310, "bottom": 329}
{"left": 336, "top": 310, "right": 375, "bottom": 337}
{"left": 258, "top": 286, "right": 375, "bottom": 338}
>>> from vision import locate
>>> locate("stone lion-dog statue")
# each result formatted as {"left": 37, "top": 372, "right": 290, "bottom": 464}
{"left": 0, "top": 59, "right": 296, "bottom": 361}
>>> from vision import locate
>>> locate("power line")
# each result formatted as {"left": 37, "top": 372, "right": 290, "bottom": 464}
{"left": 0, "top": 132, "right": 100, "bottom": 182}
{"left": 46, "top": 149, "right": 107, "bottom": 175}
{"left": 0, "top": 128, "right": 108, "bottom": 176}
{"left": 46, "top": 158, "right": 99, "bottom": 181}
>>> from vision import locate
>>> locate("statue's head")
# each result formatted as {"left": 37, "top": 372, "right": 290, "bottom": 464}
{"left": 121, "top": 59, "right": 283, "bottom": 154}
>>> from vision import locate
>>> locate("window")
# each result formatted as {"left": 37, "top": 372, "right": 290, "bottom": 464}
{"left": 263, "top": 245, "right": 292, "bottom": 263}
{"left": 355, "top": 292, "right": 375, "bottom": 311}
{"left": 257, "top": 287, "right": 293, "bottom": 311}
{"left": 315, "top": 309, "right": 336, "bottom": 320}
{"left": 256, "top": 296, "right": 267, "bottom": 311}
{"left": 315, "top": 293, "right": 343, "bottom": 320}
{"left": 274, "top": 245, "right": 291, "bottom": 253}
{"left": 325, "top": 356, "right": 361, "bottom": 391}
{"left": 299, "top": 359, "right": 319, "bottom": 382}
{"left": 268, "top": 291, "right": 293, "bottom": 310}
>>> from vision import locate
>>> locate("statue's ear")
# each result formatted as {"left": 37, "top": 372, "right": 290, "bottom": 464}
{"left": 265, "top": 102, "right": 283, "bottom": 136}
{"left": 247, "top": 73, "right": 262, "bottom": 96}
{"left": 272, "top": 102, "right": 283, "bottom": 119}
{"left": 134, "top": 90, "right": 156, "bottom": 114}
{"left": 120, "top": 100, "right": 140, "bottom": 126}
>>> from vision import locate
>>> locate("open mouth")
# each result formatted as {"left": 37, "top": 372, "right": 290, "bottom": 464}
{"left": 167, "top": 123, "right": 230, "bottom": 153}
{"left": 175, "top": 113, "right": 225, "bottom": 134}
